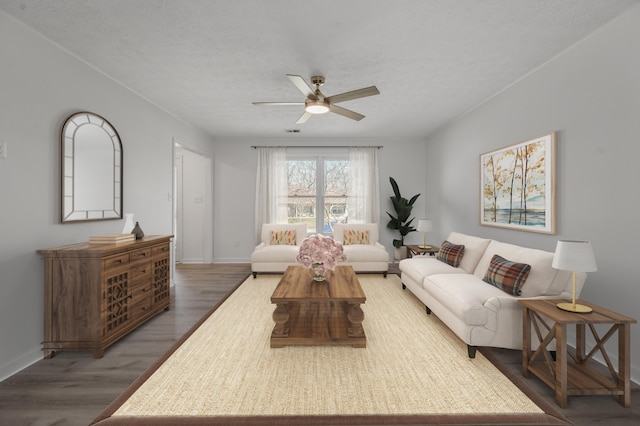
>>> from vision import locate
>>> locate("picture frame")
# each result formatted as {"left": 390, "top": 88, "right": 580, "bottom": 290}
{"left": 480, "top": 132, "right": 555, "bottom": 234}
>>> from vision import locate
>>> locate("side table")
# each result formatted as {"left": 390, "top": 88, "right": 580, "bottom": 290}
{"left": 519, "top": 299, "right": 636, "bottom": 408}
{"left": 405, "top": 244, "right": 439, "bottom": 258}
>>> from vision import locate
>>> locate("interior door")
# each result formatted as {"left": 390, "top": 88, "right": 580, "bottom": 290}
{"left": 174, "top": 144, "right": 213, "bottom": 263}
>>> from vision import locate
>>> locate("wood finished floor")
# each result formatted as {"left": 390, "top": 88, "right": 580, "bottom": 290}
{"left": 1, "top": 263, "right": 639, "bottom": 425}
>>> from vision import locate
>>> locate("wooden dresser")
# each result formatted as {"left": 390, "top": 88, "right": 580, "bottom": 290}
{"left": 38, "top": 235, "right": 173, "bottom": 359}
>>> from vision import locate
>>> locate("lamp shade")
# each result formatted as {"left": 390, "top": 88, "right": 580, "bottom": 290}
{"left": 552, "top": 240, "right": 597, "bottom": 272}
{"left": 416, "top": 220, "right": 432, "bottom": 232}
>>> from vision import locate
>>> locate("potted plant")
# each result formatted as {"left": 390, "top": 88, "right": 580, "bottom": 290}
{"left": 386, "top": 177, "right": 420, "bottom": 259}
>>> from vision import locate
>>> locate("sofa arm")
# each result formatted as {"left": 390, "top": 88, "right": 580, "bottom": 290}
{"left": 253, "top": 242, "right": 267, "bottom": 251}
{"left": 374, "top": 242, "right": 386, "bottom": 250}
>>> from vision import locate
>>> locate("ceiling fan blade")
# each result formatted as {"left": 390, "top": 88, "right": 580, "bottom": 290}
{"left": 326, "top": 86, "right": 380, "bottom": 104}
{"left": 296, "top": 111, "right": 312, "bottom": 124}
{"left": 287, "top": 74, "right": 317, "bottom": 100}
{"left": 252, "top": 102, "right": 305, "bottom": 106}
{"left": 329, "top": 104, "right": 365, "bottom": 121}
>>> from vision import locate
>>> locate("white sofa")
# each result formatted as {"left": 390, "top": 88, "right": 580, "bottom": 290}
{"left": 399, "top": 231, "right": 586, "bottom": 357}
{"left": 333, "top": 223, "right": 389, "bottom": 276}
{"left": 251, "top": 223, "right": 307, "bottom": 277}
{"left": 251, "top": 222, "right": 389, "bottom": 277}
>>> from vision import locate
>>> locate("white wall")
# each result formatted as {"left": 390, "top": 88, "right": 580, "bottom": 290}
{"left": 0, "top": 12, "right": 215, "bottom": 380}
{"left": 426, "top": 5, "right": 640, "bottom": 380}
{"left": 209, "top": 138, "right": 429, "bottom": 262}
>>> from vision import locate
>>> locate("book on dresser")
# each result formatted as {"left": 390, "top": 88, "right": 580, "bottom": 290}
{"left": 89, "top": 234, "right": 136, "bottom": 244}
{"left": 37, "top": 235, "right": 173, "bottom": 359}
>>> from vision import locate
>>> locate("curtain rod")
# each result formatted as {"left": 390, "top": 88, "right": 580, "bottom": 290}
{"left": 251, "top": 145, "right": 383, "bottom": 149}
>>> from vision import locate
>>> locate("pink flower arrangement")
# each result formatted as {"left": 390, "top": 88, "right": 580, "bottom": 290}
{"left": 296, "top": 234, "right": 347, "bottom": 274}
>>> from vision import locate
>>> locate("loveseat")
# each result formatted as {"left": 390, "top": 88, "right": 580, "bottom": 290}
{"left": 399, "top": 231, "right": 586, "bottom": 357}
{"left": 251, "top": 222, "right": 389, "bottom": 277}
{"left": 333, "top": 223, "right": 389, "bottom": 276}
{"left": 251, "top": 223, "right": 307, "bottom": 278}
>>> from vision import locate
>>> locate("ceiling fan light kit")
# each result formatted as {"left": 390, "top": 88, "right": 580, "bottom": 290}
{"left": 305, "top": 100, "right": 330, "bottom": 114}
{"left": 253, "top": 74, "right": 379, "bottom": 123}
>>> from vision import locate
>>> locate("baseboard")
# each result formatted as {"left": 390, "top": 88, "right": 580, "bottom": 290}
{"left": 211, "top": 258, "right": 251, "bottom": 263}
{"left": 0, "top": 346, "right": 42, "bottom": 382}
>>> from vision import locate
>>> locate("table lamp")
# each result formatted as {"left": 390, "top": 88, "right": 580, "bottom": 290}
{"left": 416, "top": 219, "right": 432, "bottom": 249}
{"left": 552, "top": 240, "right": 597, "bottom": 313}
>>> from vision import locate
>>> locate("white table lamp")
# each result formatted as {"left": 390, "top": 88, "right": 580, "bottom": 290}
{"left": 552, "top": 240, "right": 597, "bottom": 313}
{"left": 416, "top": 220, "right": 432, "bottom": 249}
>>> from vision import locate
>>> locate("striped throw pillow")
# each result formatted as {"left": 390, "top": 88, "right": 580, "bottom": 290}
{"left": 436, "top": 240, "right": 465, "bottom": 267}
{"left": 482, "top": 254, "right": 531, "bottom": 296}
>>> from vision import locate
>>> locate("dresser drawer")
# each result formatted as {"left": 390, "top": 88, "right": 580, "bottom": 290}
{"left": 131, "top": 262, "right": 152, "bottom": 282}
{"left": 131, "top": 248, "right": 152, "bottom": 263}
{"left": 152, "top": 244, "right": 171, "bottom": 257}
{"left": 103, "top": 253, "right": 130, "bottom": 269}
{"left": 131, "top": 286, "right": 152, "bottom": 316}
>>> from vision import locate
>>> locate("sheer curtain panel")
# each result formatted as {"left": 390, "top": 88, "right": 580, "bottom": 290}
{"left": 348, "top": 147, "right": 380, "bottom": 224}
{"left": 255, "top": 147, "right": 288, "bottom": 242}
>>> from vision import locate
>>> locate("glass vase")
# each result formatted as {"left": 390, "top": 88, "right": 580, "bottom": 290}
{"left": 311, "top": 262, "right": 326, "bottom": 281}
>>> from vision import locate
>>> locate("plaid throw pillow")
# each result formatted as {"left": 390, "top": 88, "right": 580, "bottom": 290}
{"left": 343, "top": 229, "right": 370, "bottom": 245}
{"left": 436, "top": 240, "right": 465, "bottom": 267}
{"left": 483, "top": 254, "right": 531, "bottom": 296}
{"left": 270, "top": 230, "right": 297, "bottom": 245}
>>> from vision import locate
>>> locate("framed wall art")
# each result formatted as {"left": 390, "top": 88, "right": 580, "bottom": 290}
{"left": 480, "top": 132, "right": 555, "bottom": 234}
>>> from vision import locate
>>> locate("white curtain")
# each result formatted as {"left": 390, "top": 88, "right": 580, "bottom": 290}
{"left": 255, "top": 147, "right": 288, "bottom": 242}
{"left": 348, "top": 147, "right": 380, "bottom": 224}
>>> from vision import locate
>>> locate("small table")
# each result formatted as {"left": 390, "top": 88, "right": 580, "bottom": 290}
{"left": 519, "top": 299, "right": 636, "bottom": 408}
{"left": 270, "top": 265, "right": 366, "bottom": 348}
{"left": 405, "top": 244, "right": 439, "bottom": 258}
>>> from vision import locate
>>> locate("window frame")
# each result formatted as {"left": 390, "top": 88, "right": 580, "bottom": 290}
{"left": 286, "top": 151, "right": 350, "bottom": 235}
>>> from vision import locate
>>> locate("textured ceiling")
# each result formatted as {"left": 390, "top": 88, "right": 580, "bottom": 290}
{"left": 1, "top": 0, "right": 636, "bottom": 139}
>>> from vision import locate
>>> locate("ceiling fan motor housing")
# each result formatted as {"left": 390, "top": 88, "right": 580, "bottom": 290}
{"left": 310, "top": 75, "right": 325, "bottom": 86}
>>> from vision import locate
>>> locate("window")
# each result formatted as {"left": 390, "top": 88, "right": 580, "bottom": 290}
{"left": 287, "top": 156, "right": 349, "bottom": 234}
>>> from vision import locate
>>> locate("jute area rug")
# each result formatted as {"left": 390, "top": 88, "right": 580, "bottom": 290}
{"left": 93, "top": 273, "right": 567, "bottom": 425}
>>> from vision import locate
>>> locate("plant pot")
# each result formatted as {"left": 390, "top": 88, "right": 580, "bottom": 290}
{"left": 394, "top": 246, "right": 407, "bottom": 261}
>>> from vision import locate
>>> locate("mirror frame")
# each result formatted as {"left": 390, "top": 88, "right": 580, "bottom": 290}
{"left": 60, "top": 111, "right": 123, "bottom": 223}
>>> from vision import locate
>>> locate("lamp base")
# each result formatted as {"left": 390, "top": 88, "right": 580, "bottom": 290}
{"left": 556, "top": 302, "right": 593, "bottom": 313}
{"left": 418, "top": 245, "right": 432, "bottom": 249}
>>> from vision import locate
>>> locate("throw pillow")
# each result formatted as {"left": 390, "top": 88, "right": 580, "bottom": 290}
{"left": 270, "top": 230, "right": 296, "bottom": 245}
{"left": 343, "top": 229, "right": 370, "bottom": 245}
{"left": 483, "top": 254, "right": 531, "bottom": 296}
{"left": 436, "top": 240, "right": 465, "bottom": 267}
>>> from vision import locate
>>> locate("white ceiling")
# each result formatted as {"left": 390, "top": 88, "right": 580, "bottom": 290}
{"left": 1, "top": 0, "right": 636, "bottom": 139}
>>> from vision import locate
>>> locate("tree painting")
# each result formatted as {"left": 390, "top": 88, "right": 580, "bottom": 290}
{"left": 481, "top": 133, "right": 555, "bottom": 234}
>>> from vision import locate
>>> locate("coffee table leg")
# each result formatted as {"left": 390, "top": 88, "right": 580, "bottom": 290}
{"left": 346, "top": 303, "right": 365, "bottom": 338}
{"left": 272, "top": 303, "right": 290, "bottom": 338}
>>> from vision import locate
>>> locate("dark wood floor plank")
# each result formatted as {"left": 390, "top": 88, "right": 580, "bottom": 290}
{"left": 0, "top": 263, "right": 638, "bottom": 425}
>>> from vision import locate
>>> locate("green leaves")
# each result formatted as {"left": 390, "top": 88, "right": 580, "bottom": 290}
{"left": 386, "top": 177, "right": 420, "bottom": 248}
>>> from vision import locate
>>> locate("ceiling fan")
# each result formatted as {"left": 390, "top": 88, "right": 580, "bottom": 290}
{"left": 252, "top": 75, "right": 380, "bottom": 124}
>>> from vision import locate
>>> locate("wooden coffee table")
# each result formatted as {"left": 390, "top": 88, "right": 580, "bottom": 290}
{"left": 270, "top": 265, "right": 366, "bottom": 348}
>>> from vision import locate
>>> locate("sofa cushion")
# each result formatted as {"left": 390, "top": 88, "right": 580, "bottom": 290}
{"left": 270, "top": 229, "right": 297, "bottom": 245}
{"left": 399, "top": 257, "right": 465, "bottom": 286}
{"left": 473, "top": 240, "right": 559, "bottom": 297}
{"left": 343, "top": 229, "right": 370, "bottom": 245}
{"left": 445, "top": 232, "right": 492, "bottom": 273}
{"left": 482, "top": 255, "right": 531, "bottom": 296}
{"left": 342, "top": 243, "right": 389, "bottom": 262}
{"left": 436, "top": 240, "right": 465, "bottom": 267}
{"left": 250, "top": 244, "right": 300, "bottom": 262}
{"left": 423, "top": 274, "right": 506, "bottom": 326}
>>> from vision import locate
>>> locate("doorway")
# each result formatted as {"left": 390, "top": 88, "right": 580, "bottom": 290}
{"left": 173, "top": 143, "right": 213, "bottom": 264}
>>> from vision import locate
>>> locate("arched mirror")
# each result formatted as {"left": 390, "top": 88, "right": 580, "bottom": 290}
{"left": 61, "top": 112, "right": 123, "bottom": 223}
